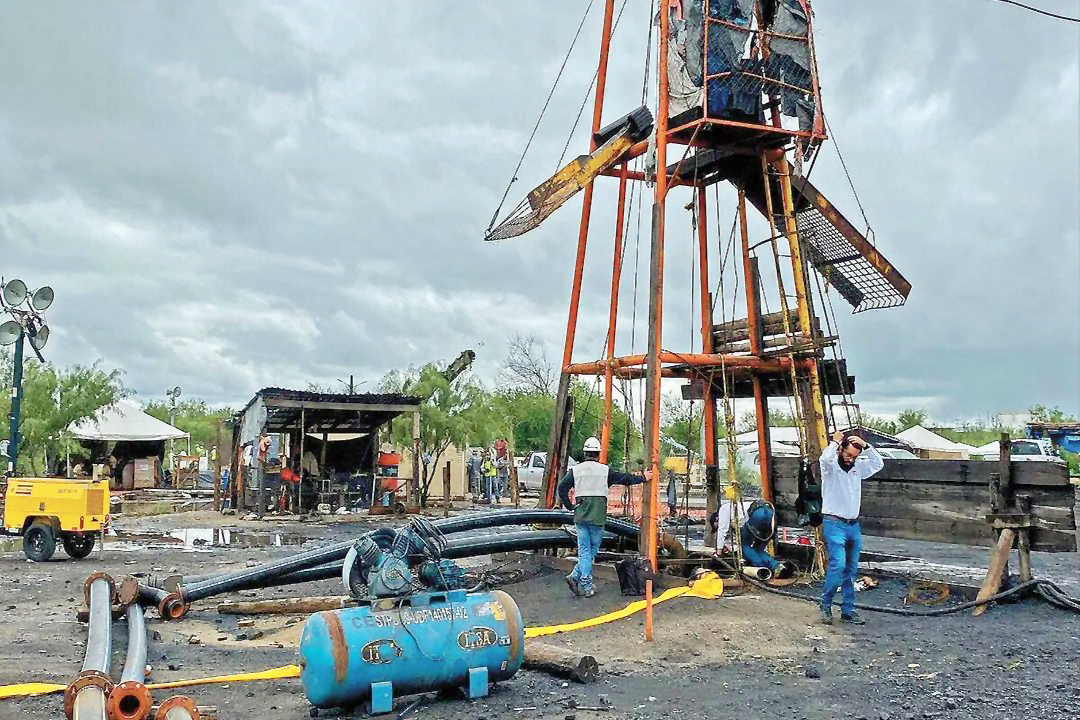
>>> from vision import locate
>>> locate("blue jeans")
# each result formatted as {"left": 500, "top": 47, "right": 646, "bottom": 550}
{"left": 570, "top": 523, "right": 605, "bottom": 591}
{"left": 821, "top": 517, "right": 862, "bottom": 616}
{"left": 484, "top": 476, "right": 500, "bottom": 503}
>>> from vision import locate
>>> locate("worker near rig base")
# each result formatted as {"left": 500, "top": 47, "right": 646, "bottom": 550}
{"left": 820, "top": 430, "right": 884, "bottom": 625}
{"left": 558, "top": 437, "right": 652, "bottom": 598}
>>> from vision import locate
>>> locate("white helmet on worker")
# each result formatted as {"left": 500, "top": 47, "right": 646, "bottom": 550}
{"left": 582, "top": 436, "right": 602, "bottom": 454}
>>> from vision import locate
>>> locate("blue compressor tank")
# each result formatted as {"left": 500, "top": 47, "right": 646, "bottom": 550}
{"left": 299, "top": 589, "right": 524, "bottom": 712}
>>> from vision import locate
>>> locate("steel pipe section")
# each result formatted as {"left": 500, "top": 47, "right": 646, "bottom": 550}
{"left": 153, "top": 510, "right": 641, "bottom": 617}
{"left": 66, "top": 574, "right": 116, "bottom": 720}
{"left": 107, "top": 603, "right": 153, "bottom": 720}
{"left": 154, "top": 696, "right": 200, "bottom": 720}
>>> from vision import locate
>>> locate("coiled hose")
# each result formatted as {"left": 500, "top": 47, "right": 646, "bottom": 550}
{"left": 746, "top": 577, "right": 1080, "bottom": 616}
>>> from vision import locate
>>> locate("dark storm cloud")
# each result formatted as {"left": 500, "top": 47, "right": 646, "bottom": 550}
{"left": 0, "top": 1, "right": 1076, "bottom": 421}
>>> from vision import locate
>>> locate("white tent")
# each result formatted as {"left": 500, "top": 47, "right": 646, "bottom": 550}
{"left": 973, "top": 440, "right": 1002, "bottom": 458}
{"left": 69, "top": 399, "right": 188, "bottom": 442}
{"left": 896, "top": 425, "right": 972, "bottom": 459}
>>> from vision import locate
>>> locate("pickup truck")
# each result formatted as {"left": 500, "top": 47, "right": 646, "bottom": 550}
{"left": 517, "top": 452, "right": 576, "bottom": 493}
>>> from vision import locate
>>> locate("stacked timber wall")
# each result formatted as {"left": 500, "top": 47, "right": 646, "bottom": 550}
{"left": 770, "top": 458, "right": 1078, "bottom": 553}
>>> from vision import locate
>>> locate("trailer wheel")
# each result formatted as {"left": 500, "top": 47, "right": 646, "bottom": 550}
{"left": 23, "top": 522, "right": 57, "bottom": 562}
{"left": 63, "top": 532, "right": 96, "bottom": 559}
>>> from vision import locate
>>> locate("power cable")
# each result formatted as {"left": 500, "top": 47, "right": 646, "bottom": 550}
{"left": 974, "top": 0, "right": 1080, "bottom": 23}
{"left": 747, "top": 577, "right": 1080, "bottom": 616}
{"left": 486, "top": 0, "right": 597, "bottom": 233}
{"left": 556, "top": 0, "right": 633, "bottom": 170}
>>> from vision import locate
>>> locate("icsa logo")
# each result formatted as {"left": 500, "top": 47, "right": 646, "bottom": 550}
{"left": 361, "top": 638, "right": 403, "bottom": 664}
{"left": 456, "top": 626, "right": 498, "bottom": 651}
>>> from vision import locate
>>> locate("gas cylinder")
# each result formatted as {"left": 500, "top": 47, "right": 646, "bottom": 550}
{"left": 299, "top": 589, "right": 524, "bottom": 713}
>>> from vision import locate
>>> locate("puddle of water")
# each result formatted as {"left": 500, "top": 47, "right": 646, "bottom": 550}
{"left": 108, "top": 528, "right": 313, "bottom": 550}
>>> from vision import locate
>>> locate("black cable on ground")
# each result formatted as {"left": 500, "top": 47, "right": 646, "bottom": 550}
{"left": 746, "top": 577, "right": 1080, "bottom": 617}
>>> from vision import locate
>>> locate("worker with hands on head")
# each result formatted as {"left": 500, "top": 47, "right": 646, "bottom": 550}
{"left": 819, "top": 429, "right": 884, "bottom": 625}
{"left": 558, "top": 436, "right": 652, "bottom": 598}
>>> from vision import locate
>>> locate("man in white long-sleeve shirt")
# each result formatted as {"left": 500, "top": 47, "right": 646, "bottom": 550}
{"left": 819, "top": 430, "right": 884, "bottom": 625}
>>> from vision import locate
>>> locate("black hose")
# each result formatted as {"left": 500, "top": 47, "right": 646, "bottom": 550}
{"left": 747, "top": 577, "right": 1080, "bottom": 616}
{"left": 176, "top": 509, "right": 639, "bottom": 603}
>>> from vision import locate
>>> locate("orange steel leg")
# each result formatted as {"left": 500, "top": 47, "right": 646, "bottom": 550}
{"left": 600, "top": 164, "right": 629, "bottom": 464}
{"left": 559, "top": 0, "right": 616, "bottom": 372}
{"left": 643, "top": 0, "right": 671, "bottom": 644}
{"left": 739, "top": 189, "right": 772, "bottom": 502}
{"left": 697, "top": 188, "right": 719, "bottom": 546}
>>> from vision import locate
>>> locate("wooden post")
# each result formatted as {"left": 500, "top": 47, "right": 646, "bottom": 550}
{"left": 542, "top": 374, "right": 573, "bottom": 508}
{"left": 511, "top": 463, "right": 520, "bottom": 508}
{"left": 973, "top": 527, "right": 1016, "bottom": 617}
{"left": 1017, "top": 496, "right": 1033, "bottom": 582}
{"left": 298, "top": 409, "right": 306, "bottom": 514}
{"left": 442, "top": 460, "right": 451, "bottom": 517}
{"left": 411, "top": 410, "right": 422, "bottom": 507}
{"left": 212, "top": 423, "right": 222, "bottom": 512}
{"left": 523, "top": 642, "right": 600, "bottom": 684}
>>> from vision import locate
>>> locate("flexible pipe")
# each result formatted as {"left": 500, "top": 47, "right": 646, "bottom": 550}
{"left": 160, "top": 510, "right": 641, "bottom": 615}
{"left": 68, "top": 575, "right": 114, "bottom": 720}
{"left": 747, "top": 577, "right": 1080, "bottom": 616}
{"left": 107, "top": 604, "right": 152, "bottom": 720}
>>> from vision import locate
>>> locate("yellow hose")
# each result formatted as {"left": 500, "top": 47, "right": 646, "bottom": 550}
{"left": 1, "top": 573, "right": 726, "bottom": 701}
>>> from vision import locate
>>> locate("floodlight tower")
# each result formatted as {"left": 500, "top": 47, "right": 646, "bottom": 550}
{"left": 1, "top": 278, "right": 55, "bottom": 475}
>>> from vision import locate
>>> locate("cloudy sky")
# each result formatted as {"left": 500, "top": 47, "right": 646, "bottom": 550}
{"left": 1, "top": 1, "right": 1077, "bottom": 426}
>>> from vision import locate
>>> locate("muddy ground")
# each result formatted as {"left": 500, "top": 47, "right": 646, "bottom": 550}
{"left": 1, "top": 509, "right": 1077, "bottom": 720}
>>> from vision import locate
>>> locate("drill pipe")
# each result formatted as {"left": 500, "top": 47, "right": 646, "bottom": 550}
{"left": 107, "top": 603, "right": 153, "bottom": 720}
{"left": 150, "top": 510, "right": 642, "bottom": 617}
{"left": 67, "top": 575, "right": 115, "bottom": 720}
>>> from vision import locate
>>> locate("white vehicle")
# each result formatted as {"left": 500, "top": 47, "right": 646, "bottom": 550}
{"left": 517, "top": 451, "right": 576, "bottom": 493}
{"left": 1009, "top": 439, "right": 1064, "bottom": 463}
{"left": 877, "top": 447, "right": 920, "bottom": 460}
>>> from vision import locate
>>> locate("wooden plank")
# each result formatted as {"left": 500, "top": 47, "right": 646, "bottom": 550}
{"left": 713, "top": 310, "right": 797, "bottom": 334}
{"left": 772, "top": 457, "right": 1070, "bottom": 490}
{"left": 263, "top": 398, "right": 422, "bottom": 413}
{"left": 217, "top": 596, "right": 353, "bottom": 615}
{"left": 973, "top": 528, "right": 1016, "bottom": 617}
{"left": 771, "top": 487, "right": 1075, "bottom": 552}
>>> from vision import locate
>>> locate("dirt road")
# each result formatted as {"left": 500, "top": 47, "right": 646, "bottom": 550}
{"left": 1, "top": 510, "right": 1076, "bottom": 719}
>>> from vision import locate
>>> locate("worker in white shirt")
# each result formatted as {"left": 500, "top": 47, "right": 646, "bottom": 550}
{"left": 819, "top": 430, "right": 884, "bottom": 625}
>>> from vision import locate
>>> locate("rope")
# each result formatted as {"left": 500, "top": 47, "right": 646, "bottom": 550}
{"left": 822, "top": 112, "right": 872, "bottom": 242}
{"left": 555, "top": 0, "right": 633, "bottom": 170}
{"left": 485, "top": 0, "right": 597, "bottom": 233}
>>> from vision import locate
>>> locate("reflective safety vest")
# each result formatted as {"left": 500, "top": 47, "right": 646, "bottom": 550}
{"left": 572, "top": 461, "right": 609, "bottom": 498}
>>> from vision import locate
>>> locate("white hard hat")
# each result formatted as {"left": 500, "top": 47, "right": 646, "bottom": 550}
{"left": 583, "top": 436, "right": 602, "bottom": 453}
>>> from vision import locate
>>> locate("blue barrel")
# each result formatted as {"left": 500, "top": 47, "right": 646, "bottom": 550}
{"left": 299, "top": 589, "right": 524, "bottom": 710}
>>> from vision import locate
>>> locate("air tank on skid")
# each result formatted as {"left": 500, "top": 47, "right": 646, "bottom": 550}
{"left": 300, "top": 589, "right": 524, "bottom": 713}
{"left": 297, "top": 517, "right": 526, "bottom": 715}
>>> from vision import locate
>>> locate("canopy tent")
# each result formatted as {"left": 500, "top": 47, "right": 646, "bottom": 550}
{"left": 69, "top": 399, "right": 188, "bottom": 442}
{"left": 896, "top": 425, "right": 973, "bottom": 459}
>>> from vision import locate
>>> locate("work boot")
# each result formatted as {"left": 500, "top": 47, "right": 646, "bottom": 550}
{"left": 820, "top": 607, "right": 833, "bottom": 625}
{"left": 565, "top": 574, "right": 582, "bottom": 597}
{"left": 840, "top": 611, "right": 866, "bottom": 625}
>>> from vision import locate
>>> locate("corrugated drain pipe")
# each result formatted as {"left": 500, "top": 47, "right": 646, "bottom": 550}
{"left": 66, "top": 573, "right": 115, "bottom": 720}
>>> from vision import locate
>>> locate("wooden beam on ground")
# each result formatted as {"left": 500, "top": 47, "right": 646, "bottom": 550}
{"left": 524, "top": 642, "right": 600, "bottom": 684}
{"left": 973, "top": 528, "right": 1016, "bottom": 617}
{"left": 217, "top": 596, "right": 354, "bottom": 615}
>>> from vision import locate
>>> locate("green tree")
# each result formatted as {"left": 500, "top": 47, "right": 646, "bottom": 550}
{"left": 896, "top": 408, "right": 928, "bottom": 431}
{"left": 1028, "top": 404, "right": 1077, "bottom": 424}
{"left": 0, "top": 351, "right": 127, "bottom": 474}
{"left": 381, "top": 363, "right": 502, "bottom": 505}
{"left": 143, "top": 399, "right": 233, "bottom": 459}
